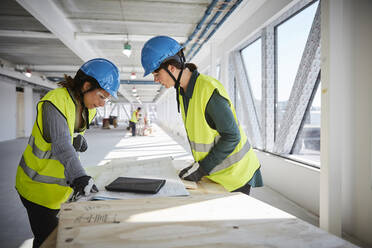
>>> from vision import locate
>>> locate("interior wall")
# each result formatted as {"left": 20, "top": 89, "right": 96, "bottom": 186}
{"left": 320, "top": 0, "right": 372, "bottom": 244}
{"left": 0, "top": 80, "right": 17, "bottom": 142}
{"left": 32, "top": 91, "right": 41, "bottom": 123}
{"left": 16, "top": 91, "right": 25, "bottom": 138}
{"left": 256, "top": 151, "right": 320, "bottom": 215}
{"left": 344, "top": 0, "right": 372, "bottom": 243}
{"left": 156, "top": 89, "right": 188, "bottom": 139}
{"left": 24, "top": 86, "right": 33, "bottom": 137}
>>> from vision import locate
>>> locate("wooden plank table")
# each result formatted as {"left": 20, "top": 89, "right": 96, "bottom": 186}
{"left": 40, "top": 177, "right": 226, "bottom": 248}
{"left": 40, "top": 157, "right": 356, "bottom": 248}
{"left": 42, "top": 179, "right": 357, "bottom": 248}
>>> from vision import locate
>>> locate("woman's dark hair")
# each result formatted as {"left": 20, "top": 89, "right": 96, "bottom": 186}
{"left": 158, "top": 50, "right": 197, "bottom": 72}
{"left": 58, "top": 69, "right": 101, "bottom": 103}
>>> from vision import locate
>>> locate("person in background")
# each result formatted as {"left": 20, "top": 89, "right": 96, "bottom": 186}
{"left": 141, "top": 36, "right": 263, "bottom": 195}
{"left": 15, "top": 58, "right": 120, "bottom": 248}
{"left": 129, "top": 107, "right": 141, "bottom": 136}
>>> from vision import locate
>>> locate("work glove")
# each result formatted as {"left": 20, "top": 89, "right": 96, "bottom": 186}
{"left": 69, "top": 175, "right": 98, "bottom": 202}
{"left": 73, "top": 134, "right": 88, "bottom": 152}
{"left": 178, "top": 162, "right": 207, "bottom": 182}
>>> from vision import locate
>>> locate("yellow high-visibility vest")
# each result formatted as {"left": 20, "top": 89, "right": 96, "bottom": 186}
{"left": 130, "top": 110, "right": 138, "bottom": 123}
{"left": 179, "top": 74, "right": 260, "bottom": 191}
{"left": 15, "top": 88, "right": 96, "bottom": 209}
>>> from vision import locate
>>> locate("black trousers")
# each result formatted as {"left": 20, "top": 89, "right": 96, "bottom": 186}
{"left": 19, "top": 194, "right": 59, "bottom": 248}
{"left": 233, "top": 182, "right": 251, "bottom": 195}
{"left": 129, "top": 121, "right": 136, "bottom": 136}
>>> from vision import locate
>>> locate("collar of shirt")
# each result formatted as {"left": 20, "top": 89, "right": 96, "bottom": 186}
{"left": 180, "top": 70, "right": 199, "bottom": 99}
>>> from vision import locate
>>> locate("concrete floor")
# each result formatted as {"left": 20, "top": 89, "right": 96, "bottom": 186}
{"left": 0, "top": 123, "right": 327, "bottom": 248}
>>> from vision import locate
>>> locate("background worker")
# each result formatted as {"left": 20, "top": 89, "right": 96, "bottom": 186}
{"left": 141, "top": 36, "right": 263, "bottom": 195}
{"left": 129, "top": 107, "right": 141, "bottom": 136}
{"left": 15, "top": 58, "right": 120, "bottom": 248}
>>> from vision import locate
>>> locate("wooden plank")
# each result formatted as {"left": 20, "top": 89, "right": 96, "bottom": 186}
{"left": 40, "top": 227, "right": 57, "bottom": 248}
{"left": 181, "top": 179, "right": 198, "bottom": 189}
{"left": 56, "top": 193, "right": 357, "bottom": 248}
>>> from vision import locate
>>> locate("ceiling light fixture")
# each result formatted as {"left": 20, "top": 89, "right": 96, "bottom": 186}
{"left": 130, "top": 72, "right": 136, "bottom": 80}
{"left": 24, "top": 68, "right": 32, "bottom": 78}
{"left": 122, "top": 41, "right": 132, "bottom": 57}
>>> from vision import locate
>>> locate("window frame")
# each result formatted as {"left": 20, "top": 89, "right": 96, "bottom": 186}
{"left": 229, "top": 0, "right": 321, "bottom": 167}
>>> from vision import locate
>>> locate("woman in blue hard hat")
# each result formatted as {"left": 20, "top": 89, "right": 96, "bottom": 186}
{"left": 141, "top": 36, "right": 263, "bottom": 195}
{"left": 15, "top": 58, "right": 120, "bottom": 247}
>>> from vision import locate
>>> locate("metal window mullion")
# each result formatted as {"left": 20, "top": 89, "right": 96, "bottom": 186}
{"left": 228, "top": 55, "right": 236, "bottom": 108}
{"left": 274, "top": 4, "right": 321, "bottom": 154}
{"left": 262, "top": 26, "right": 275, "bottom": 152}
{"left": 232, "top": 51, "right": 262, "bottom": 148}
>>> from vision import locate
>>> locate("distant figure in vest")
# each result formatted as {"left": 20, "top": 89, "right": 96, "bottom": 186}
{"left": 15, "top": 58, "right": 120, "bottom": 248}
{"left": 129, "top": 107, "right": 141, "bottom": 136}
{"left": 141, "top": 36, "right": 263, "bottom": 195}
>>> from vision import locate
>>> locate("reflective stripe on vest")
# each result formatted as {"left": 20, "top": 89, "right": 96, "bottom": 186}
{"left": 19, "top": 156, "right": 68, "bottom": 187}
{"left": 189, "top": 135, "right": 221, "bottom": 153}
{"left": 210, "top": 141, "right": 250, "bottom": 174}
{"left": 28, "top": 135, "right": 57, "bottom": 160}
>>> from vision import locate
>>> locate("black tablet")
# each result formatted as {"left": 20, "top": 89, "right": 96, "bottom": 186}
{"left": 105, "top": 177, "right": 166, "bottom": 194}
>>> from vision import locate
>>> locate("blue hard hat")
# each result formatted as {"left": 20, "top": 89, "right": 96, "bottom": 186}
{"left": 80, "top": 58, "right": 120, "bottom": 98}
{"left": 141, "top": 36, "right": 183, "bottom": 77}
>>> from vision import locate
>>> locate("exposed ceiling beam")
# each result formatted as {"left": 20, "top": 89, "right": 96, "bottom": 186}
{"left": 0, "top": 30, "right": 56, "bottom": 39}
{"left": 75, "top": 32, "right": 187, "bottom": 43}
{"left": 19, "top": 65, "right": 144, "bottom": 73}
{"left": 0, "top": 67, "right": 57, "bottom": 89}
{"left": 68, "top": 18, "right": 198, "bottom": 26}
{"left": 16, "top": 0, "right": 98, "bottom": 61}
{"left": 43, "top": 72, "right": 148, "bottom": 81}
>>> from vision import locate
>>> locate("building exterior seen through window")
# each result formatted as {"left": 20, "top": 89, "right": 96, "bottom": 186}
{"left": 275, "top": 1, "right": 320, "bottom": 165}
{"left": 275, "top": 1, "right": 318, "bottom": 137}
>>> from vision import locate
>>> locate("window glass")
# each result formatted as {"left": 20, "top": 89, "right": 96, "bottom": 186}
{"left": 216, "top": 64, "right": 221, "bottom": 80}
{"left": 275, "top": 1, "right": 318, "bottom": 135}
{"left": 241, "top": 38, "right": 262, "bottom": 128}
{"left": 291, "top": 82, "right": 321, "bottom": 165}
{"left": 235, "top": 81, "right": 247, "bottom": 134}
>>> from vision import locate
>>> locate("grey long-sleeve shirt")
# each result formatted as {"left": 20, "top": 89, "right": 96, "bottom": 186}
{"left": 42, "top": 101, "right": 86, "bottom": 184}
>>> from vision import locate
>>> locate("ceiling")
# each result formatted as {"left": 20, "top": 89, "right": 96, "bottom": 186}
{"left": 0, "top": 0, "right": 242, "bottom": 103}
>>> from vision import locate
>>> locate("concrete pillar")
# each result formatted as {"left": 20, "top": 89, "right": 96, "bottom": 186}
{"left": 24, "top": 86, "right": 33, "bottom": 137}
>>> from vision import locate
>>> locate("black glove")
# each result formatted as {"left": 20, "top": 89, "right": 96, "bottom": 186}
{"left": 73, "top": 134, "right": 88, "bottom": 152}
{"left": 70, "top": 175, "right": 98, "bottom": 202}
{"left": 178, "top": 162, "right": 207, "bottom": 182}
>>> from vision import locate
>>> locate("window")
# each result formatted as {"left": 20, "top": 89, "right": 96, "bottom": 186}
{"left": 241, "top": 38, "right": 262, "bottom": 129}
{"left": 275, "top": 1, "right": 318, "bottom": 136}
{"left": 216, "top": 63, "right": 221, "bottom": 80}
